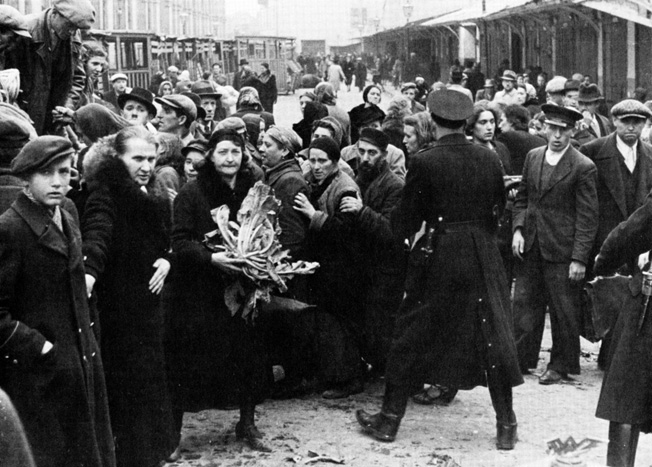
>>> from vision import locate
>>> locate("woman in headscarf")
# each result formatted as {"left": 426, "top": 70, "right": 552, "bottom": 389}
{"left": 315, "top": 82, "right": 351, "bottom": 146}
{"left": 231, "top": 86, "right": 275, "bottom": 129}
{"left": 256, "top": 62, "right": 277, "bottom": 114}
{"left": 158, "top": 80, "right": 174, "bottom": 97}
{"left": 382, "top": 95, "right": 412, "bottom": 155}
{"left": 293, "top": 101, "right": 329, "bottom": 149}
{"left": 163, "top": 129, "right": 271, "bottom": 452}
{"left": 348, "top": 84, "right": 386, "bottom": 144}
{"left": 82, "top": 126, "right": 176, "bottom": 467}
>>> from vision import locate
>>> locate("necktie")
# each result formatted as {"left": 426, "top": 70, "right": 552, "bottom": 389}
{"left": 590, "top": 117, "right": 601, "bottom": 138}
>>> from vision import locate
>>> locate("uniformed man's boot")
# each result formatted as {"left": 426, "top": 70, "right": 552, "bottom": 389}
{"left": 355, "top": 383, "right": 409, "bottom": 442}
{"left": 607, "top": 422, "right": 639, "bottom": 467}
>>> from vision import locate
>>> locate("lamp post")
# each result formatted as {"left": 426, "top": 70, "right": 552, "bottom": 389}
{"left": 402, "top": 0, "right": 413, "bottom": 59}
{"left": 371, "top": 16, "right": 380, "bottom": 56}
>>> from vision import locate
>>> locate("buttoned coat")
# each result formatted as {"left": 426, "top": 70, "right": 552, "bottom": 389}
{"left": 0, "top": 194, "right": 115, "bottom": 467}
{"left": 513, "top": 145, "right": 599, "bottom": 265}
{"left": 579, "top": 134, "right": 652, "bottom": 253}
{"left": 385, "top": 133, "right": 523, "bottom": 390}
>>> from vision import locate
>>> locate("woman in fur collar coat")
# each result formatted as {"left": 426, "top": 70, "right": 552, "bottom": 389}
{"left": 82, "top": 126, "right": 176, "bottom": 467}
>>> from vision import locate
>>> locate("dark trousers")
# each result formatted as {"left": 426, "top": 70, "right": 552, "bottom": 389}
{"left": 513, "top": 243, "right": 582, "bottom": 375}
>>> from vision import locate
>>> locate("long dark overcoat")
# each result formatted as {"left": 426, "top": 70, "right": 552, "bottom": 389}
{"left": 82, "top": 157, "right": 175, "bottom": 467}
{"left": 594, "top": 195, "right": 652, "bottom": 431}
{"left": 385, "top": 133, "right": 523, "bottom": 390}
{"left": 162, "top": 166, "right": 268, "bottom": 412}
{"left": 0, "top": 193, "right": 115, "bottom": 467}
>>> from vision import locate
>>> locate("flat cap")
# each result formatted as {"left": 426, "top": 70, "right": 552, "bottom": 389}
{"left": 359, "top": 127, "right": 389, "bottom": 152}
{"left": 564, "top": 79, "right": 581, "bottom": 92}
{"left": 541, "top": 104, "right": 583, "bottom": 129}
{"left": 110, "top": 73, "right": 128, "bottom": 82}
{"left": 11, "top": 136, "right": 75, "bottom": 176}
{"left": 0, "top": 5, "right": 31, "bottom": 38}
{"left": 611, "top": 99, "right": 652, "bottom": 120}
{"left": 545, "top": 76, "right": 567, "bottom": 94}
{"left": 181, "top": 139, "right": 208, "bottom": 157}
{"left": 180, "top": 92, "right": 206, "bottom": 120}
{"left": 52, "top": 0, "right": 95, "bottom": 29}
{"left": 427, "top": 89, "right": 474, "bottom": 121}
{"left": 155, "top": 94, "right": 197, "bottom": 122}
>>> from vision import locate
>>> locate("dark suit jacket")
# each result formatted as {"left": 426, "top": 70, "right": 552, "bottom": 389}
{"left": 496, "top": 130, "right": 547, "bottom": 176}
{"left": 586, "top": 113, "right": 614, "bottom": 139}
{"left": 513, "top": 145, "right": 598, "bottom": 264}
{"left": 579, "top": 134, "right": 652, "bottom": 250}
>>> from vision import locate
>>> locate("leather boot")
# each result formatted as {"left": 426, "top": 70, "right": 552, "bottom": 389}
{"left": 607, "top": 422, "right": 639, "bottom": 467}
{"left": 496, "top": 421, "right": 518, "bottom": 450}
{"left": 488, "top": 374, "right": 517, "bottom": 450}
{"left": 355, "top": 383, "right": 409, "bottom": 442}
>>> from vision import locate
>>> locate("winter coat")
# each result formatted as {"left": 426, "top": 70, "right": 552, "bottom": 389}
{"left": 10, "top": 9, "right": 85, "bottom": 134}
{"left": 257, "top": 72, "right": 278, "bottom": 113}
{"left": 0, "top": 169, "right": 23, "bottom": 214}
{"left": 264, "top": 157, "right": 309, "bottom": 259}
{"left": 0, "top": 193, "right": 115, "bottom": 467}
{"left": 386, "top": 133, "right": 523, "bottom": 390}
{"left": 163, "top": 166, "right": 268, "bottom": 412}
{"left": 82, "top": 156, "right": 175, "bottom": 467}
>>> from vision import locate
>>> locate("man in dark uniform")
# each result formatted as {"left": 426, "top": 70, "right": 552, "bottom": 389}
{"left": 512, "top": 105, "right": 599, "bottom": 384}
{"left": 355, "top": 90, "right": 523, "bottom": 450}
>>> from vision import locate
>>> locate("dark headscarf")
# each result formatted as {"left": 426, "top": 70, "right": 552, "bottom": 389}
{"left": 293, "top": 101, "right": 329, "bottom": 149}
{"left": 75, "top": 103, "right": 130, "bottom": 143}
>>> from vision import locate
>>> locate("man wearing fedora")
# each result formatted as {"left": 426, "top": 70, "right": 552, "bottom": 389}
{"left": 578, "top": 84, "right": 613, "bottom": 139}
{"left": 356, "top": 90, "right": 522, "bottom": 450}
{"left": 579, "top": 99, "right": 652, "bottom": 370}
{"left": 493, "top": 70, "right": 520, "bottom": 106}
{"left": 10, "top": 0, "right": 95, "bottom": 135}
{"left": 475, "top": 79, "right": 496, "bottom": 102}
{"left": 191, "top": 80, "right": 224, "bottom": 135}
{"left": 118, "top": 87, "right": 157, "bottom": 131}
{"left": 512, "top": 104, "right": 598, "bottom": 385}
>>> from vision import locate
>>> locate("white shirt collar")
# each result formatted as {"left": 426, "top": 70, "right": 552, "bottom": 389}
{"left": 545, "top": 144, "right": 569, "bottom": 166}
{"left": 616, "top": 135, "right": 638, "bottom": 158}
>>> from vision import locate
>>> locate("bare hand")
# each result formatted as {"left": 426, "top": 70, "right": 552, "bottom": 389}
{"left": 569, "top": 260, "right": 586, "bottom": 282}
{"left": 512, "top": 229, "right": 525, "bottom": 260}
{"left": 638, "top": 252, "right": 650, "bottom": 271}
{"left": 52, "top": 106, "right": 74, "bottom": 124}
{"left": 167, "top": 188, "right": 178, "bottom": 202}
{"left": 294, "top": 193, "right": 316, "bottom": 219}
{"left": 85, "top": 274, "right": 96, "bottom": 298}
{"left": 211, "top": 251, "right": 245, "bottom": 274}
{"left": 149, "top": 258, "right": 171, "bottom": 294}
{"left": 339, "top": 194, "right": 363, "bottom": 214}
{"left": 41, "top": 341, "right": 53, "bottom": 355}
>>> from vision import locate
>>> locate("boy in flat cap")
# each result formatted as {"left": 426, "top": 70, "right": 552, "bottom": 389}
{"left": 8, "top": 0, "right": 95, "bottom": 135}
{"left": 0, "top": 136, "right": 115, "bottom": 467}
{"left": 356, "top": 90, "right": 522, "bottom": 450}
{"left": 512, "top": 104, "right": 598, "bottom": 386}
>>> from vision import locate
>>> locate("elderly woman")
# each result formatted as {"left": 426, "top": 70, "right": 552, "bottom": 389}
{"left": 0, "top": 136, "right": 115, "bottom": 467}
{"left": 215, "top": 116, "right": 265, "bottom": 176}
{"left": 348, "top": 84, "right": 386, "bottom": 144}
{"left": 383, "top": 95, "right": 412, "bottom": 154}
{"left": 82, "top": 126, "right": 176, "bottom": 467}
{"left": 163, "top": 129, "right": 271, "bottom": 452}
{"left": 231, "top": 86, "right": 275, "bottom": 129}
{"left": 294, "top": 136, "right": 365, "bottom": 399}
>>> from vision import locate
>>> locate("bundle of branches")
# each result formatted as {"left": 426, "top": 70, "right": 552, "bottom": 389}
{"left": 205, "top": 181, "right": 319, "bottom": 321}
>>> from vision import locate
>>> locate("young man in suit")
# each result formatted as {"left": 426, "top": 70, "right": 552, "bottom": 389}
{"left": 512, "top": 104, "right": 599, "bottom": 385}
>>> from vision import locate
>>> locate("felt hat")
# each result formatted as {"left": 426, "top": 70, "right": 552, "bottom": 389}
{"left": 611, "top": 99, "right": 652, "bottom": 120}
{"left": 11, "top": 136, "right": 75, "bottom": 176}
{"left": 484, "top": 79, "right": 496, "bottom": 88}
{"left": 577, "top": 84, "right": 603, "bottom": 103}
{"left": 155, "top": 94, "right": 197, "bottom": 122}
{"left": 191, "top": 80, "right": 222, "bottom": 100}
{"left": 500, "top": 70, "right": 517, "bottom": 82}
{"left": 359, "top": 127, "right": 389, "bottom": 152}
{"left": 0, "top": 5, "right": 31, "bottom": 38}
{"left": 541, "top": 104, "right": 583, "bottom": 129}
{"left": 52, "top": 0, "right": 95, "bottom": 29}
{"left": 118, "top": 87, "right": 157, "bottom": 116}
{"left": 564, "top": 80, "right": 581, "bottom": 93}
{"left": 427, "top": 89, "right": 474, "bottom": 121}
{"left": 239, "top": 59, "right": 249, "bottom": 66}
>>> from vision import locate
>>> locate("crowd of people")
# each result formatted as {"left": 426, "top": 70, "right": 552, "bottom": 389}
{"left": 2, "top": 1, "right": 652, "bottom": 466}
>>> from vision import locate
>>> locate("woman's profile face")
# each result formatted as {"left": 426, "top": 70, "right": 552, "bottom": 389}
{"left": 211, "top": 140, "right": 243, "bottom": 178}
{"left": 403, "top": 125, "right": 419, "bottom": 155}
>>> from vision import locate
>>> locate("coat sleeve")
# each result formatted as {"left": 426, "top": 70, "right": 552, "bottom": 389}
{"left": 595, "top": 194, "right": 652, "bottom": 275}
{"left": 357, "top": 179, "right": 404, "bottom": 245}
{"left": 276, "top": 177, "right": 309, "bottom": 258}
{"left": 391, "top": 155, "right": 429, "bottom": 241}
{"left": 512, "top": 151, "right": 532, "bottom": 231}
{"left": 65, "top": 37, "right": 87, "bottom": 110}
{"left": 170, "top": 185, "right": 213, "bottom": 270}
{"left": 81, "top": 189, "right": 117, "bottom": 280}
{"left": 0, "top": 223, "right": 47, "bottom": 366}
{"left": 571, "top": 163, "right": 599, "bottom": 264}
